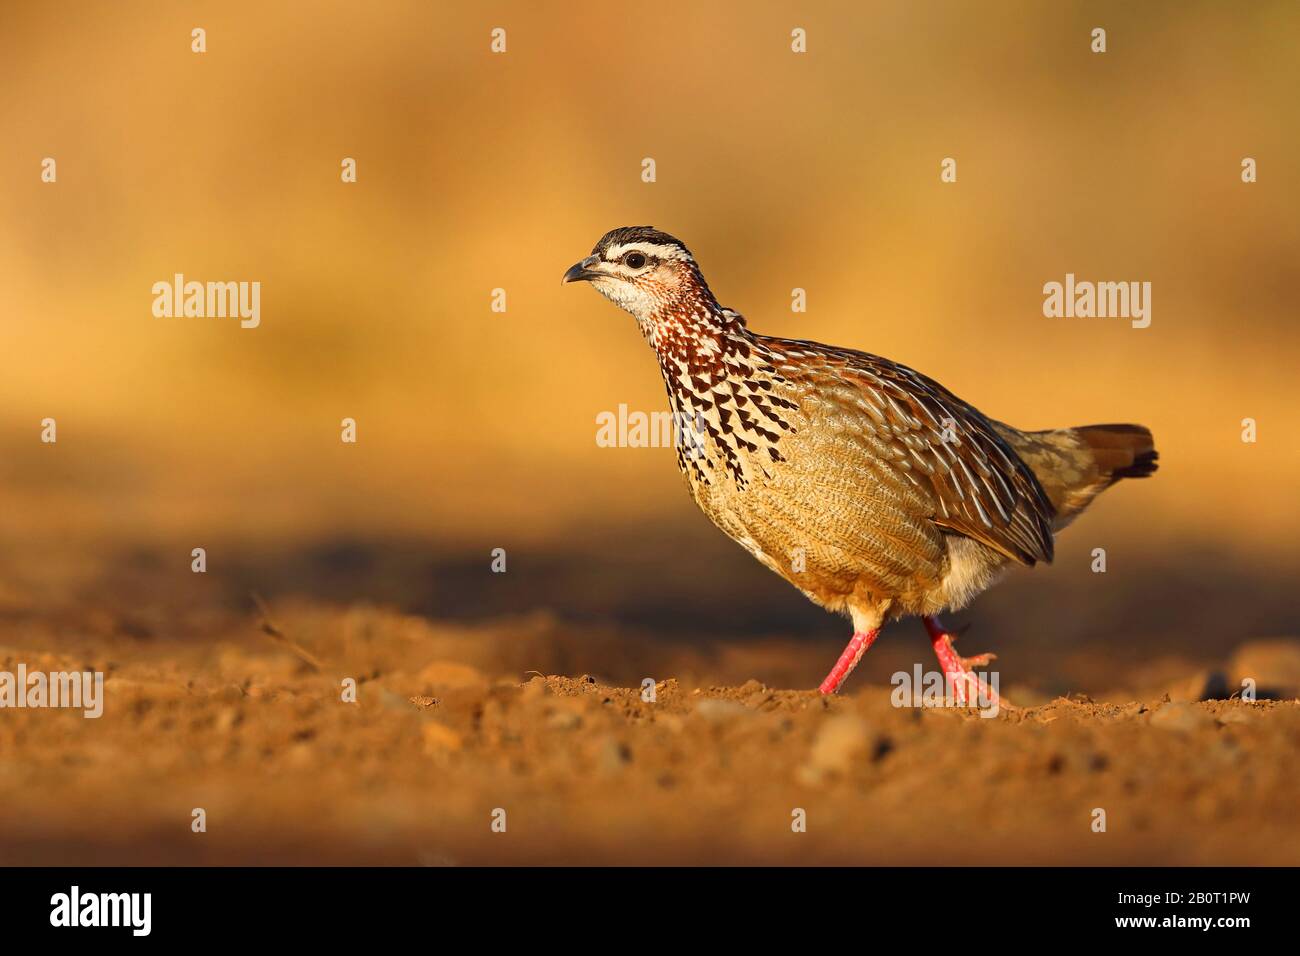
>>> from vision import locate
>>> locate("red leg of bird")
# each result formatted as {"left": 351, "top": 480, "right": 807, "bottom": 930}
{"left": 818, "top": 629, "right": 880, "bottom": 695}
{"left": 923, "top": 615, "right": 1011, "bottom": 710}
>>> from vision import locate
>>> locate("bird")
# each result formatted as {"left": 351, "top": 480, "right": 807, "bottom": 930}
{"left": 562, "top": 226, "right": 1157, "bottom": 702}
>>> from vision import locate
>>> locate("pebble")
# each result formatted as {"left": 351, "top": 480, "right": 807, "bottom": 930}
{"left": 1166, "top": 670, "right": 1230, "bottom": 703}
{"left": 421, "top": 721, "right": 463, "bottom": 755}
{"left": 598, "top": 736, "right": 631, "bottom": 772}
{"left": 214, "top": 707, "right": 242, "bottom": 734}
{"left": 546, "top": 709, "right": 583, "bottom": 730}
{"left": 694, "top": 698, "right": 748, "bottom": 722}
{"left": 1229, "top": 639, "right": 1300, "bottom": 699}
{"left": 287, "top": 742, "right": 314, "bottom": 769}
{"left": 1148, "top": 701, "right": 1214, "bottom": 732}
{"left": 807, "top": 714, "right": 872, "bottom": 774}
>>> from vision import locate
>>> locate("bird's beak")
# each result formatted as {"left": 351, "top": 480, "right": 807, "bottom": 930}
{"left": 561, "top": 255, "right": 602, "bottom": 285}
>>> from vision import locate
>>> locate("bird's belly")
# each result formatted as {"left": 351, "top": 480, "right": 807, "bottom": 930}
{"left": 680, "top": 453, "right": 951, "bottom": 614}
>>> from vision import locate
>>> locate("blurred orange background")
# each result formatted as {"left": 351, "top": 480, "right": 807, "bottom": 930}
{"left": 1, "top": 1, "right": 1296, "bottom": 678}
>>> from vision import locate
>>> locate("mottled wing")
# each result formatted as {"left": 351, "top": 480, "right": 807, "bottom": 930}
{"left": 768, "top": 339, "right": 1056, "bottom": 566}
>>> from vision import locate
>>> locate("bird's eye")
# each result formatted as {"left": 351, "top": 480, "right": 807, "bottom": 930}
{"left": 624, "top": 252, "right": 647, "bottom": 269}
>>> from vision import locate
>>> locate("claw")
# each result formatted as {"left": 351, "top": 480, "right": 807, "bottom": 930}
{"left": 922, "top": 615, "right": 1014, "bottom": 711}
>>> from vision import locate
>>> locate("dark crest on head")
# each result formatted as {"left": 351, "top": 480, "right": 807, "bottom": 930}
{"left": 593, "top": 226, "right": 694, "bottom": 262}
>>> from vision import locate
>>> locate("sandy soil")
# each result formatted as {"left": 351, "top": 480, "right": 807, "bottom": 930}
{"left": 1, "top": 599, "right": 1297, "bottom": 866}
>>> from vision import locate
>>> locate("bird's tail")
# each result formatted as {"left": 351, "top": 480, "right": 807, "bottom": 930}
{"left": 1073, "top": 423, "right": 1159, "bottom": 484}
{"left": 995, "top": 422, "right": 1158, "bottom": 531}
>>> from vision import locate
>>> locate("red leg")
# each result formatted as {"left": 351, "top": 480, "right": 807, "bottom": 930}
{"left": 818, "top": 629, "right": 880, "bottom": 695}
{"left": 922, "top": 615, "right": 1010, "bottom": 709}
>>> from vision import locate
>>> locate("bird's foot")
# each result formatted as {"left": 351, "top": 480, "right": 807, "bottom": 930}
{"left": 817, "top": 629, "right": 880, "bottom": 695}
{"left": 922, "top": 616, "right": 1013, "bottom": 712}
{"left": 954, "top": 649, "right": 997, "bottom": 669}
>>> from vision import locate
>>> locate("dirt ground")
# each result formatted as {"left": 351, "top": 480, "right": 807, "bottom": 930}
{"left": 2, "top": 596, "right": 1297, "bottom": 866}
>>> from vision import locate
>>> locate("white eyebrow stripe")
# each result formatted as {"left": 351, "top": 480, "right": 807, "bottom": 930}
{"left": 604, "top": 241, "right": 694, "bottom": 263}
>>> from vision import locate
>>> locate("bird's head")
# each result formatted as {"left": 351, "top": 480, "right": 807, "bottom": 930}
{"left": 562, "top": 226, "right": 717, "bottom": 324}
